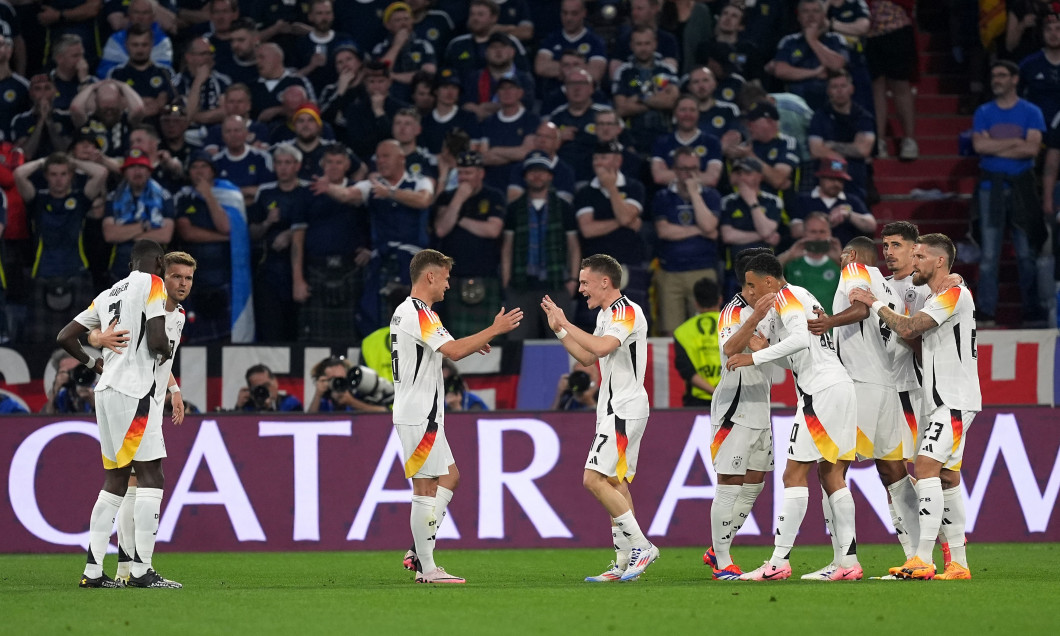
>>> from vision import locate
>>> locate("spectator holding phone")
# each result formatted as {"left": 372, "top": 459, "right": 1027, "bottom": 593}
{"left": 777, "top": 211, "right": 842, "bottom": 306}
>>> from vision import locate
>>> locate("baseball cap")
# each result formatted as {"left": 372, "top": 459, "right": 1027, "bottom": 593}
{"left": 456, "top": 151, "right": 483, "bottom": 168}
{"left": 334, "top": 42, "right": 364, "bottom": 60}
{"left": 188, "top": 150, "right": 215, "bottom": 171}
{"left": 487, "top": 32, "right": 515, "bottom": 48}
{"left": 495, "top": 76, "right": 521, "bottom": 89}
{"left": 816, "top": 157, "right": 852, "bottom": 181}
{"left": 594, "top": 140, "right": 623, "bottom": 155}
{"left": 522, "top": 150, "right": 554, "bottom": 173}
{"left": 731, "top": 157, "right": 763, "bottom": 173}
{"left": 435, "top": 67, "right": 462, "bottom": 90}
{"left": 745, "top": 101, "right": 779, "bottom": 121}
{"left": 122, "top": 148, "right": 152, "bottom": 171}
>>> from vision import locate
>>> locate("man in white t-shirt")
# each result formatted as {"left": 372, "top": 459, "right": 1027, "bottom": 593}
{"left": 726, "top": 253, "right": 860, "bottom": 581}
{"left": 540, "top": 254, "right": 660, "bottom": 583}
{"left": 56, "top": 239, "right": 173, "bottom": 589}
{"left": 850, "top": 233, "right": 980, "bottom": 581}
{"left": 391, "top": 249, "right": 522, "bottom": 584}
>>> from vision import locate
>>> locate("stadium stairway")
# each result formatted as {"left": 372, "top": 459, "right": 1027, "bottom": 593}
{"left": 871, "top": 30, "right": 1029, "bottom": 326}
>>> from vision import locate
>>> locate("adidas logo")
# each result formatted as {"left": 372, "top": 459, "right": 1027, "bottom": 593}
{"left": 923, "top": 443, "right": 934, "bottom": 452}
{"left": 919, "top": 508, "right": 930, "bottom": 516}
{"left": 589, "top": 457, "right": 598, "bottom": 465}
{"left": 942, "top": 518, "right": 952, "bottom": 525}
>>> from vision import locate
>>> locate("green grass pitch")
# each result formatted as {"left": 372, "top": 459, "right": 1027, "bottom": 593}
{"left": 3, "top": 544, "right": 1059, "bottom": 634}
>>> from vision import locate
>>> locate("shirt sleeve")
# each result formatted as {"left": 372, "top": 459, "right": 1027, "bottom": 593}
{"left": 145, "top": 274, "right": 168, "bottom": 321}
{"left": 602, "top": 304, "right": 637, "bottom": 343}
{"left": 73, "top": 301, "right": 102, "bottom": 330}
{"left": 752, "top": 295, "right": 811, "bottom": 365}
{"left": 919, "top": 286, "right": 963, "bottom": 327}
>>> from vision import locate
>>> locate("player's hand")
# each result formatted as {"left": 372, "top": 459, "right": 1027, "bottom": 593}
{"left": 939, "top": 273, "right": 964, "bottom": 292}
{"left": 540, "top": 294, "right": 569, "bottom": 331}
{"left": 748, "top": 332, "right": 769, "bottom": 352}
{"left": 807, "top": 307, "right": 832, "bottom": 336}
{"left": 354, "top": 247, "right": 372, "bottom": 267}
{"left": 477, "top": 344, "right": 492, "bottom": 355}
{"left": 97, "top": 318, "right": 130, "bottom": 354}
{"left": 848, "top": 286, "right": 876, "bottom": 307}
{"left": 726, "top": 352, "right": 755, "bottom": 370}
{"left": 91, "top": 357, "right": 104, "bottom": 375}
{"left": 171, "top": 391, "right": 185, "bottom": 425}
{"left": 752, "top": 292, "right": 776, "bottom": 319}
{"left": 493, "top": 306, "right": 523, "bottom": 334}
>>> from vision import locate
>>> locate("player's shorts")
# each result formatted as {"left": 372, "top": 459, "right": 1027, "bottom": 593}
{"left": 95, "top": 386, "right": 156, "bottom": 470}
{"left": 916, "top": 405, "right": 977, "bottom": 471}
{"left": 789, "top": 382, "right": 857, "bottom": 464}
{"left": 584, "top": 414, "right": 647, "bottom": 483}
{"left": 898, "top": 389, "right": 922, "bottom": 460}
{"left": 854, "top": 382, "right": 903, "bottom": 461}
{"left": 396, "top": 420, "right": 455, "bottom": 479}
{"left": 711, "top": 419, "right": 774, "bottom": 476}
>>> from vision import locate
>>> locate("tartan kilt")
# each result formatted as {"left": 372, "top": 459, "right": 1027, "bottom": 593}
{"left": 439, "top": 276, "right": 501, "bottom": 340}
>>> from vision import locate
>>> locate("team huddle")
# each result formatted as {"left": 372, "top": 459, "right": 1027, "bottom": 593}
{"left": 66, "top": 219, "right": 978, "bottom": 588}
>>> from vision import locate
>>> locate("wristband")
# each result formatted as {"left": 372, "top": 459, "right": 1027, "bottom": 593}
{"left": 168, "top": 385, "right": 180, "bottom": 394}
{"left": 870, "top": 300, "right": 885, "bottom": 314}
{"left": 554, "top": 328, "right": 568, "bottom": 340}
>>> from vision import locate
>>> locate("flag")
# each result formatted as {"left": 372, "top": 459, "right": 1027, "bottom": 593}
{"left": 979, "top": 0, "right": 1007, "bottom": 49}
{"left": 212, "top": 179, "right": 255, "bottom": 342}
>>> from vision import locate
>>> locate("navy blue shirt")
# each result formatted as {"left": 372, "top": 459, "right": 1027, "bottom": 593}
{"left": 420, "top": 108, "right": 480, "bottom": 155}
{"left": 415, "top": 10, "right": 457, "bottom": 54}
{"left": 794, "top": 189, "right": 871, "bottom": 248}
{"left": 652, "top": 184, "right": 722, "bottom": 272}
{"left": 174, "top": 184, "right": 230, "bottom": 287}
{"left": 1020, "top": 50, "right": 1060, "bottom": 126}
{"left": 548, "top": 102, "right": 612, "bottom": 182}
{"left": 436, "top": 185, "right": 507, "bottom": 277}
{"left": 352, "top": 172, "right": 433, "bottom": 249}
{"left": 807, "top": 102, "right": 874, "bottom": 193}
{"left": 31, "top": 189, "right": 92, "bottom": 278}
{"left": 0, "top": 74, "right": 30, "bottom": 143}
{"left": 772, "top": 32, "right": 849, "bottom": 111}
{"left": 475, "top": 107, "right": 540, "bottom": 192}
{"left": 697, "top": 100, "right": 741, "bottom": 140}
{"left": 202, "top": 121, "right": 270, "bottom": 151}
{"left": 611, "top": 57, "right": 679, "bottom": 153}
{"left": 573, "top": 174, "right": 647, "bottom": 265}
{"left": 251, "top": 181, "right": 313, "bottom": 300}
{"left": 108, "top": 62, "right": 174, "bottom": 103}
{"left": 719, "top": 190, "right": 785, "bottom": 264}
{"left": 651, "top": 129, "right": 724, "bottom": 171}
{"left": 292, "top": 31, "right": 357, "bottom": 95}
{"left": 212, "top": 147, "right": 274, "bottom": 189}
{"left": 295, "top": 181, "right": 370, "bottom": 260}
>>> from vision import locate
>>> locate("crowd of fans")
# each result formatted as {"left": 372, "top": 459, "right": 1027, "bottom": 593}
{"left": 0, "top": 0, "right": 934, "bottom": 351}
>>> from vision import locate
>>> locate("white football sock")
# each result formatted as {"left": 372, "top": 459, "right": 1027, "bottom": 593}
{"left": 612, "top": 510, "right": 650, "bottom": 550}
{"left": 115, "top": 486, "right": 136, "bottom": 578}
{"left": 914, "top": 477, "right": 944, "bottom": 563}
{"left": 130, "top": 488, "right": 163, "bottom": 578}
{"left": 710, "top": 484, "right": 741, "bottom": 569}
{"left": 942, "top": 486, "right": 968, "bottom": 567}
{"left": 612, "top": 524, "right": 631, "bottom": 569}
{"left": 434, "top": 486, "right": 454, "bottom": 534}
{"left": 819, "top": 486, "right": 840, "bottom": 565}
{"left": 829, "top": 488, "right": 858, "bottom": 568}
{"left": 887, "top": 476, "right": 919, "bottom": 559}
{"left": 732, "top": 482, "right": 765, "bottom": 534}
{"left": 411, "top": 495, "right": 437, "bottom": 573}
{"left": 771, "top": 487, "right": 808, "bottom": 565}
{"left": 83, "top": 490, "right": 123, "bottom": 578}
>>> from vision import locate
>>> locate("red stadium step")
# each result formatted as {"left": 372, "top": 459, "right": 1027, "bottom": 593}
{"left": 873, "top": 174, "right": 977, "bottom": 196}
{"left": 898, "top": 135, "right": 963, "bottom": 156}
{"left": 871, "top": 198, "right": 971, "bottom": 223}
{"left": 915, "top": 74, "right": 969, "bottom": 95}
{"left": 888, "top": 115, "right": 972, "bottom": 137}
{"left": 915, "top": 94, "right": 961, "bottom": 115}
{"left": 874, "top": 156, "right": 978, "bottom": 179}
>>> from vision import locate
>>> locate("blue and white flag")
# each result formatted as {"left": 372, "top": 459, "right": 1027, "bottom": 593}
{"left": 213, "top": 179, "right": 255, "bottom": 342}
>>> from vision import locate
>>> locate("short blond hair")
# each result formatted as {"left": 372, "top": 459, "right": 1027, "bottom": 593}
{"left": 165, "top": 251, "right": 198, "bottom": 270}
{"left": 410, "top": 249, "right": 454, "bottom": 283}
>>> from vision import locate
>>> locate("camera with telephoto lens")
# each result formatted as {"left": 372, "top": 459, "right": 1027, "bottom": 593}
{"left": 68, "top": 365, "right": 97, "bottom": 389}
{"left": 567, "top": 370, "right": 591, "bottom": 393}
{"left": 250, "top": 384, "right": 271, "bottom": 407}
{"left": 328, "top": 366, "right": 395, "bottom": 406}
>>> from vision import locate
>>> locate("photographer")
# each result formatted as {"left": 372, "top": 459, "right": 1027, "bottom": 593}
{"left": 550, "top": 364, "right": 599, "bottom": 411}
{"left": 442, "top": 360, "right": 488, "bottom": 411}
{"left": 235, "top": 364, "right": 304, "bottom": 412}
{"left": 306, "top": 356, "right": 392, "bottom": 414}
{"left": 43, "top": 352, "right": 99, "bottom": 414}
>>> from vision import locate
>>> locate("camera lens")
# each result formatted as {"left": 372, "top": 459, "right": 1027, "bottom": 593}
{"left": 251, "top": 384, "right": 270, "bottom": 402}
{"left": 72, "top": 366, "right": 97, "bottom": 387}
{"left": 328, "top": 376, "right": 350, "bottom": 394}
{"left": 568, "top": 370, "right": 591, "bottom": 393}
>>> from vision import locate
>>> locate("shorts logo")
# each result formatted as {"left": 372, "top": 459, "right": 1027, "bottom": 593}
{"left": 731, "top": 455, "right": 743, "bottom": 470}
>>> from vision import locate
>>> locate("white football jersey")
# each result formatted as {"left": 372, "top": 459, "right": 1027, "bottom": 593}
{"left": 595, "top": 296, "right": 649, "bottom": 420}
{"left": 832, "top": 263, "right": 898, "bottom": 387}
{"left": 711, "top": 294, "right": 772, "bottom": 429}
{"left": 151, "top": 305, "right": 185, "bottom": 406}
{"left": 920, "top": 286, "right": 982, "bottom": 412}
{"left": 753, "top": 284, "right": 851, "bottom": 396}
{"left": 75, "top": 270, "right": 168, "bottom": 399}
{"left": 390, "top": 296, "right": 455, "bottom": 426}
{"left": 888, "top": 273, "right": 930, "bottom": 392}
